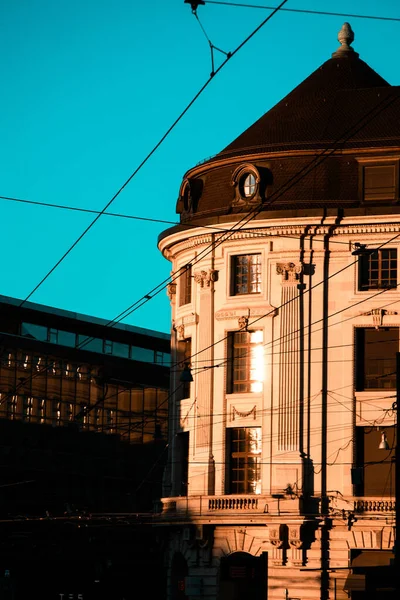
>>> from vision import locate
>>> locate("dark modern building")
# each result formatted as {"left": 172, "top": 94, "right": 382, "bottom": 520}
{"left": 0, "top": 294, "right": 170, "bottom": 599}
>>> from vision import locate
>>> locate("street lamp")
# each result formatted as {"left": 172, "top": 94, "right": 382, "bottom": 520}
{"left": 378, "top": 431, "right": 390, "bottom": 450}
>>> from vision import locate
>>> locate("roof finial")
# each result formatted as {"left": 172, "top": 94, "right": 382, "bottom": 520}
{"left": 332, "top": 22, "right": 358, "bottom": 58}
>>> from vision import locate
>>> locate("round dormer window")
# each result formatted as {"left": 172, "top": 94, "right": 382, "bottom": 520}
{"left": 243, "top": 173, "right": 256, "bottom": 197}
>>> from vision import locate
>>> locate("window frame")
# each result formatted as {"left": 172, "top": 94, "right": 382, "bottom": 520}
{"left": 177, "top": 338, "right": 192, "bottom": 400}
{"left": 354, "top": 327, "right": 399, "bottom": 391}
{"left": 179, "top": 264, "right": 192, "bottom": 306}
{"left": 241, "top": 173, "right": 257, "bottom": 198}
{"left": 227, "top": 329, "right": 264, "bottom": 394}
{"left": 231, "top": 253, "right": 262, "bottom": 296}
{"left": 354, "top": 426, "right": 395, "bottom": 497}
{"left": 358, "top": 248, "right": 397, "bottom": 291}
{"left": 359, "top": 159, "right": 399, "bottom": 203}
{"left": 226, "top": 427, "right": 262, "bottom": 495}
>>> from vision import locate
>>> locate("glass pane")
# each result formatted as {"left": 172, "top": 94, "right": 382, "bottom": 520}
{"left": 113, "top": 342, "right": 130, "bottom": 358}
{"left": 58, "top": 330, "right": 76, "bottom": 347}
{"left": 77, "top": 336, "right": 103, "bottom": 353}
{"left": 130, "top": 346, "right": 154, "bottom": 362}
{"left": 21, "top": 323, "right": 47, "bottom": 341}
{"left": 363, "top": 328, "right": 398, "bottom": 389}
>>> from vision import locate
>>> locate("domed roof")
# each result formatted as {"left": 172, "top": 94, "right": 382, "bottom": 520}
{"left": 160, "top": 24, "right": 400, "bottom": 238}
{"left": 217, "top": 23, "right": 395, "bottom": 159}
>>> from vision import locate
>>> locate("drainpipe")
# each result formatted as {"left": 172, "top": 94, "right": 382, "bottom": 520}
{"left": 320, "top": 209, "right": 343, "bottom": 600}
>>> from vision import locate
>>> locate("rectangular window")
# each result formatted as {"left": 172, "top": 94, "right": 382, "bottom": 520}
{"left": 39, "top": 398, "right": 46, "bottom": 424}
{"left": 77, "top": 335, "right": 103, "bottom": 353}
{"left": 355, "top": 327, "right": 398, "bottom": 391}
{"left": 113, "top": 342, "right": 130, "bottom": 358}
{"left": 227, "top": 427, "right": 261, "bottom": 495}
{"left": 23, "top": 396, "right": 34, "bottom": 422}
{"left": 57, "top": 330, "right": 77, "bottom": 347}
{"left": 179, "top": 265, "right": 192, "bottom": 306}
{"left": 363, "top": 163, "right": 397, "bottom": 201}
{"left": 8, "top": 395, "right": 18, "bottom": 420}
{"left": 232, "top": 254, "right": 262, "bottom": 295}
{"left": 178, "top": 338, "right": 192, "bottom": 400}
{"left": 21, "top": 323, "right": 48, "bottom": 341}
{"left": 227, "top": 330, "right": 264, "bottom": 393}
{"left": 130, "top": 346, "right": 154, "bottom": 363}
{"left": 354, "top": 426, "right": 395, "bottom": 497}
{"left": 359, "top": 249, "right": 397, "bottom": 290}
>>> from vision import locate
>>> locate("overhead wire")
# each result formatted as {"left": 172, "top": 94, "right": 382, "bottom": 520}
{"left": 19, "top": 5, "right": 396, "bottom": 356}
{"left": 18, "top": 0, "right": 289, "bottom": 308}
{"left": 3, "top": 4, "right": 398, "bottom": 513}
{"left": 203, "top": 1, "right": 400, "bottom": 23}
{"left": 93, "top": 89, "right": 400, "bottom": 334}
{"left": 170, "top": 233, "right": 400, "bottom": 374}
{"left": 0, "top": 193, "right": 351, "bottom": 246}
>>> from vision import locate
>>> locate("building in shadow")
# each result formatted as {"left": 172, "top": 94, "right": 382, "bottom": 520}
{"left": 0, "top": 294, "right": 170, "bottom": 599}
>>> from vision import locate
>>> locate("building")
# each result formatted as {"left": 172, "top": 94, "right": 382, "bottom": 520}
{"left": 157, "top": 24, "right": 398, "bottom": 600}
{"left": 0, "top": 293, "right": 170, "bottom": 599}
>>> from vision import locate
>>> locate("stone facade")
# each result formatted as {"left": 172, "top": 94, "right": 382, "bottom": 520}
{"left": 156, "top": 23, "right": 397, "bottom": 600}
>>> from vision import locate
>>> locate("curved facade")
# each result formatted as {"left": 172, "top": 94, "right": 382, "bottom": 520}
{"left": 157, "top": 24, "right": 398, "bottom": 600}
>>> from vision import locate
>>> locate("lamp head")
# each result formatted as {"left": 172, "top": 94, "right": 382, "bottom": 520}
{"left": 378, "top": 431, "right": 390, "bottom": 450}
{"left": 180, "top": 363, "right": 193, "bottom": 383}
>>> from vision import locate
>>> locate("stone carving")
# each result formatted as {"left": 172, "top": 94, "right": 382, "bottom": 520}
{"left": 193, "top": 269, "right": 218, "bottom": 288}
{"left": 176, "top": 324, "right": 185, "bottom": 340}
{"left": 289, "top": 525, "right": 303, "bottom": 550}
{"left": 231, "top": 405, "right": 257, "bottom": 421}
{"left": 269, "top": 525, "right": 285, "bottom": 548}
{"left": 238, "top": 315, "right": 249, "bottom": 330}
{"left": 362, "top": 308, "right": 398, "bottom": 329}
{"left": 166, "top": 283, "right": 177, "bottom": 300}
{"left": 276, "top": 262, "right": 302, "bottom": 283}
{"left": 269, "top": 524, "right": 287, "bottom": 566}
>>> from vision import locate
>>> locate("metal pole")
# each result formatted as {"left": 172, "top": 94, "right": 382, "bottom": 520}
{"left": 396, "top": 353, "right": 399, "bottom": 571}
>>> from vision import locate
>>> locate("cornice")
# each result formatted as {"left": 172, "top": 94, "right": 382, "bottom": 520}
{"left": 215, "top": 306, "right": 277, "bottom": 322}
{"left": 161, "top": 221, "right": 400, "bottom": 258}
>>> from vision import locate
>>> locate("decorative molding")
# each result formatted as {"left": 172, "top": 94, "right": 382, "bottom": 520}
{"left": 164, "top": 223, "right": 400, "bottom": 258}
{"left": 215, "top": 306, "right": 277, "bottom": 321}
{"left": 182, "top": 312, "right": 198, "bottom": 326}
{"left": 166, "top": 283, "right": 177, "bottom": 300}
{"left": 173, "top": 313, "right": 198, "bottom": 340}
{"left": 238, "top": 315, "right": 249, "bottom": 330}
{"left": 288, "top": 525, "right": 303, "bottom": 550}
{"left": 269, "top": 526, "right": 285, "bottom": 549}
{"left": 268, "top": 524, "right": 287, "bottom": 566}
{"left": 360, "top": 308, "right": 398, "bottom": 329}
{"left": 231, "top": 163, "right": 262, "bottom": 208}
{"left": 231, "top": 405, "right": 257, "bottom": 421}
{"left": 176, "top": 324, "right": 185, "bottom": 340}
{"left": 193, "top": 269, "right": 218, "bottom": 288}
{"left": 276, "top": 262, "right": 303, "bottom": 283}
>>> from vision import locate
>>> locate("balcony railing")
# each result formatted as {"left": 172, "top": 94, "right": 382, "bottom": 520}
{"left": 155, "top": 495, "right": 396, "bottom": 522}
{"left": 155, "top": 494, "right": 317, "bottom": 522}
{"left": 353, "top": 497, "right": 396, "bottom": 513}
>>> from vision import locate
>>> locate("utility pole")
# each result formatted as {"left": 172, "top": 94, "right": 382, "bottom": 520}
{"left": 396, "top": 353, "right": 400, "bottom": 572}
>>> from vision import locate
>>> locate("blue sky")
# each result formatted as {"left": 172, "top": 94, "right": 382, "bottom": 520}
{"left": 1, "top": 0, "right": 399, "bottom": 334}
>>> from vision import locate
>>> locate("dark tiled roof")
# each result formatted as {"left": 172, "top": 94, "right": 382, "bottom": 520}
{"left": 168, "top": 47, "right": 400, "bottom": 227}
{"left": 217, "top": 54, "right": 394, "bottom": 159}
